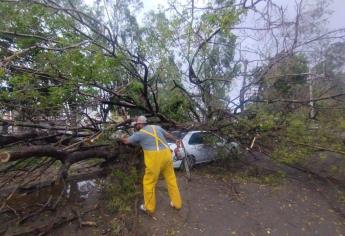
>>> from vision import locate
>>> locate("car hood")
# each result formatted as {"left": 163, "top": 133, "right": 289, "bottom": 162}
{"left": 167, "top": 143, "right": 177, "bottom": 150}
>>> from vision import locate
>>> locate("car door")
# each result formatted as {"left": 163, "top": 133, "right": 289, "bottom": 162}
{"left": 186, "top": 132, "right": 210, "bottom": 163}
{"left": 200, "top": 132, "right": 224, "bottom": 161}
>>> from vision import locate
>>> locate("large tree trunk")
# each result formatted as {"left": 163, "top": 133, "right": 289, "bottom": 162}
{"left": 0, "top": 144, "right": 133, "bottom": 164}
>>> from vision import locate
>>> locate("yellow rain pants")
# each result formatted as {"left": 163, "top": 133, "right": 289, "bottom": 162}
{"left": 143, "top": 148, "right": 182, "bottom": 213}
{"left": 140, "top": 127, "right": 182, "bottom": 213}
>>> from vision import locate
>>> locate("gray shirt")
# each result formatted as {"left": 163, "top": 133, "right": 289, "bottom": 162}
{"left": 127, "top": 125, "right": 169, "bottom": 151}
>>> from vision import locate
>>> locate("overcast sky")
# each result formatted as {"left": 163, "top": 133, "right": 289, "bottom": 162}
{"left": 329, "top": 0, "right": 345, "bottom": 29}
{"left": 142, "top": 0, "right": 345, "bottom": 30}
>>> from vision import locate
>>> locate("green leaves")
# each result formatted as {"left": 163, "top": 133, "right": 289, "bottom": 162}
{"left": 200, "top": 1, "right": 240, "bottom": 31}
{"left": 49, "top": 86, "right": 66, "bottom": 105}
{"left": 105, "top": 168, "right": 140, "bottom": 214}
{"left": 0, "top": 68, "right": 6, "bottom": 78}
{"left": 158, "top": 89, "right": 191, "bottom": 122}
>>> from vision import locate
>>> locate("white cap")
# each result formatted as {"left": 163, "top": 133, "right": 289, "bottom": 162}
{"left": 135, "top": 115, "right": 147, "bottom": 124}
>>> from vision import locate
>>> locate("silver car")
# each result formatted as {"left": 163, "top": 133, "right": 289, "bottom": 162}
{"left": 167, "top": 131, "right": 239, "bottom": 169}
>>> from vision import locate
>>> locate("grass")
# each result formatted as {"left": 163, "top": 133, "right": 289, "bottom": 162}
{"left": 110, "top": 217, "right": 126, "bottom": 235}
{"left": 104, "top": 167, "right": 141, "bottom": 234}
{"left": 105, "top": 168, "right": 141, "bottom": 214}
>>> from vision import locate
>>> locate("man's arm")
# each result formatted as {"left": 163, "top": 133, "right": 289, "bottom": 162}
{"left": 162, "top": 130, "right": 182, "bottom": 146}
{"left": 164, "top": 131, "right": 178, "bottom": 142}
{"left": 120, "top": 132, "right": 140, "bottom": 145}
{"left": 120, "top": 137, "right": 131, "bottom": 144}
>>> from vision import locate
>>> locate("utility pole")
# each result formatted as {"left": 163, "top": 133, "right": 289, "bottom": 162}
{"left": 239, "top": 60, "right": 248, "bottom": 113}
{"left": 308, "top": 69, "right": 316, "bottom": 119}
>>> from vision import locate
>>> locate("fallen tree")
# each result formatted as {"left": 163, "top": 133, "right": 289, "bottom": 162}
{"left": 0, "top": 144, "right": 119, "bottom": 164}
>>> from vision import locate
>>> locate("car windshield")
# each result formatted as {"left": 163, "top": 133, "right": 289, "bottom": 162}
{"left": 166, "top": 131, "right": 187, "bottom": 143}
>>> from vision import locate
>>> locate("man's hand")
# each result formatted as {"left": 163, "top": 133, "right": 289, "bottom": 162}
{"left": 116, "top": 133, "right": 130, "bottom": 144}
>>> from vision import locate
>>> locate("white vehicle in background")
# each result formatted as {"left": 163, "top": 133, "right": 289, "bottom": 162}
{"left": 167, "top": 131, "right": 239, "bottom": 169}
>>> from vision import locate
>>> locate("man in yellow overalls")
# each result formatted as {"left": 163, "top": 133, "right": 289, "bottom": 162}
{"left": 121, "top": 115, "right": 182, "bottom": 214}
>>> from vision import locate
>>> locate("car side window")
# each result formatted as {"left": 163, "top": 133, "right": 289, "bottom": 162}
{"left": 188, "top": 133, "right": 204, "bottom": 145}
{"left": 203, "top": 133, "right": 223, "bottom": 146}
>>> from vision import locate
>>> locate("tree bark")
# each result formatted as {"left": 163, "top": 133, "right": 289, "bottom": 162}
{"left": 0, "top": 144, "right": 134, "bottom": 164}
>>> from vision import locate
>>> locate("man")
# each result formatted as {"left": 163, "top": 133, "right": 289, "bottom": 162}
{"left": 121, "top": 115, "right": 182, "bottom": 214}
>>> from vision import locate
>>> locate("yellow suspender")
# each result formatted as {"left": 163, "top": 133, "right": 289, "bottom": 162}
{"left": 152, "top": 126, "right": 159, "bottom": 151}
{"left": 140, "top": 126, "right": 169, "bottom": 151}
